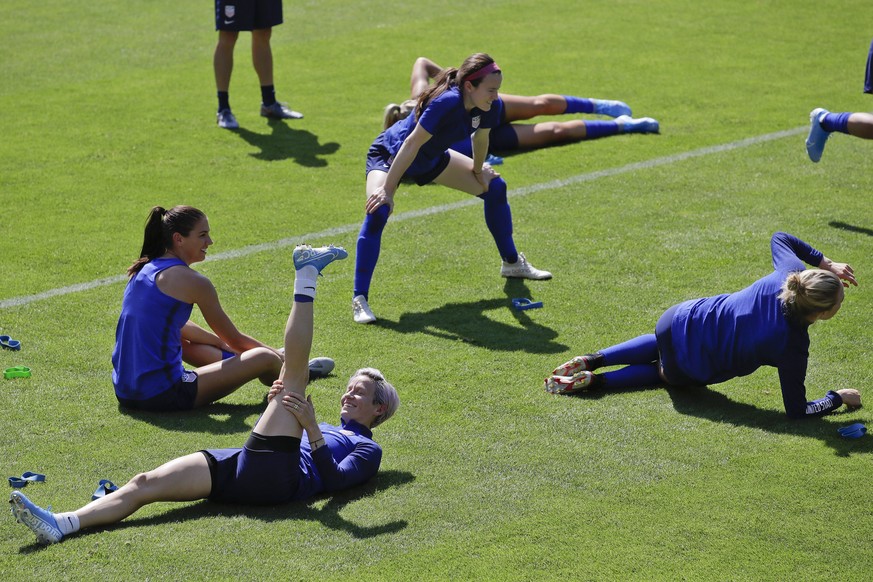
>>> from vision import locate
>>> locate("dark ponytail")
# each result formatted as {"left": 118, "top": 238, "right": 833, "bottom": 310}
{"left": 127, "top": 205, "right": 205, "bottom": 276}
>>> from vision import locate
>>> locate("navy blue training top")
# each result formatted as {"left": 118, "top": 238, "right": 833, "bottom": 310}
{"left": 112, "top": 257, "right": 191, "bottom": 400}
{"left": 380, "top": 86, "right": 503, "bottom": 176}
{"left": 669, "top": 232, "right": 841, "bottom": 418}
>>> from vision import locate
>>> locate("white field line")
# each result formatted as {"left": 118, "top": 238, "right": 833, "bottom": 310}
{"left": 0, "top": 126, "right": 806, "bottom": 310}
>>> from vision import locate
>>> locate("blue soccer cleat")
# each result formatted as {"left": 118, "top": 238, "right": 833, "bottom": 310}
{"left": 293, "top": 244, "right": 348, "bottom": 274}
{"left": 9, "top": 491, "right": 64, "bottom": 545}
{"left": 806, "top": 108, "right": 831, "bottom": 163}
{"left": 616, "top": 115, "right": 660, "bottom": 134}
{"left": 593, "top": 99, "right": 632, "bottom": 118}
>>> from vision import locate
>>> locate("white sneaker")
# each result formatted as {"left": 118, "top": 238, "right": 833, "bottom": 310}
{"left": 500, "top": 252, "right": 552, "bottom": 280}
{"left": 353, "top": 295, "right": 377, "bottom": 324}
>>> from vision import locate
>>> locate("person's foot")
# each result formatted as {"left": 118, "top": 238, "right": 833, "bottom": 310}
{"left": 292, "top": 245, "right": 348, "bottom": 274}
{"left": 308, "top": 356, "right": 335, "bottom": 380}
{"left": 806, "top": 107, "right": 831, "bottom": 163}
{"left": 552, "top": 354, "right": 600, "bottom": 376}
{"left": 616, "top": 115, "right": 660, "bottom": 134}
{"left": 9, "top": 491, "right": 64, "bottom": 545}
{"left": 500, "top": 252, "right": 552, "bottom": 280}
{"left": 593, "top": 99, "right": 632, "bottom": 118}
{"left": 544, "top": 371, "right": 598, "bottom": 395}
{"left": 353, "top": 295, "right": 377, "bottom": 324}
{"left": 217, "top": 109, "right": 239, "bottom": 130}
{"left": 485, "top": 153, "right": 504, "bottom": 166}
{"left": 260, "top": 102, "right": 304, "bottom": 120}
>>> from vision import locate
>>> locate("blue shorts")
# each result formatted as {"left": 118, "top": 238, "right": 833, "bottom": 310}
{"left": 116, "top": 370, "right": 199, "bottom": 412}
{"left": 202, "top": 433, "right": 301, "bottom": 505}
{"left": 215, "top": 0, "right": 283, "bottom": 31}
{"left": 655, "top": 305, "right": 700, "bottom": 387}
{"left": 366, "top": 135, "right": 451, "bottom": 186}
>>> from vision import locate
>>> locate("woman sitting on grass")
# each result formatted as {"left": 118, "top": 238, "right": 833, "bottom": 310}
{"left": 545, "top": 232, "right": 862, "bottom": 418}
{"left": 11, "top": 245, "right": 399, "bottom": 545}
{"left": 113, "top": 205, "right": 328, "bottom": 411}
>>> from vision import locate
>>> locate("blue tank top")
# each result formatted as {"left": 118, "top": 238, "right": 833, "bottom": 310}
{"left": 111, "top": 257, "right": 193, "bottom": 400}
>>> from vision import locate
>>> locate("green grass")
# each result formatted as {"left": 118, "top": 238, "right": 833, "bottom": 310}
{"left": 2, "top": 0, "right": 873, "bottom": 579}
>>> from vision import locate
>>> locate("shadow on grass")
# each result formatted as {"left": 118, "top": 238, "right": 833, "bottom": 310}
{"left": 118, "top": 400, "right": 265, "bottom": 435}
{"left": 16, "top": 470, "right": 415, "bottom": 552}
{"left": 828, "top": 221, "right": 873, "bottom": 237}
{"left": 375, "top": 279, "right": 567, "bottom": 353}
{"left": 231, "top": 119, "right": 340, "bottom": 166}
{"left": 570, "top": 383, "right": 870, "bottom": 457}
{"left": 117, "top": 378, "right": 340, "bottom": 435}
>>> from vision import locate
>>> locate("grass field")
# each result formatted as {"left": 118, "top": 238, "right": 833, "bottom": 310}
{"left": 2, "top": 0, "right": 872, "bottom": 579}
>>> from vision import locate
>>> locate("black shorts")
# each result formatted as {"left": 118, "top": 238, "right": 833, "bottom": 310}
{"left": 202, "top": 433, "right": 301, "bottom": 505}
{"left": 215, "top": 0, "right": 283, "bottom": 31}
{"left": 116, "top": 370, "right": 199, "bottom": 412}
{"left": 655, "top": 305, "right": 700, "bottom": 387}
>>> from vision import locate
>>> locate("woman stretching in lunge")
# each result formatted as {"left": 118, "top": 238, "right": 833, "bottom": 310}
{"left": 354, "top": 53, "right": 552, "bottom": 324}
{"left": 546, "top": 232, "right": 861, "bottom": 418}
{"left": 11, "top": 245, "right": 400, "bottom": 545}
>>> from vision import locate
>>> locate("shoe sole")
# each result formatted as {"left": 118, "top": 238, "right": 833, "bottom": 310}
{"left": 293, "top": 247, "right": 348, "bottom": 271}
{"left": 553, "top": 356, "right": 589, "bottom": 376}
{"left": 10, "top": 494, "right": 60, "bottom": 545}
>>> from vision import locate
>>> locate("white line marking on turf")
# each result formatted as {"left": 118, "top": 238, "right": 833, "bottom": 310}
{"left": 0, "top": 126, "right": 807, "bottom": 310}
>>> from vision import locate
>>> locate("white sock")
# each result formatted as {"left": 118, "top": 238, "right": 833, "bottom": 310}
{"left": 55, "top": 512, "right": 80, "bottom": 535}
{"left": 294, "top": 266, "right": 319, "bottom": 299}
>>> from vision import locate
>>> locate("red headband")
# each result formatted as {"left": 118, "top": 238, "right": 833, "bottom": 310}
{"left": 464, "top": 62, "right": 501, "bottom": 83}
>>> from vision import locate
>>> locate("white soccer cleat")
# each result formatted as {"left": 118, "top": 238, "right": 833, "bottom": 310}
{"left": 552, "top": 355, "right": 595, "bottom": 377}
{"left": 501, "top": 252, "right": 552, "bottom": 280}
{"left": 353, "top": 295, "right": 377, "bottom": 324}
{"left": 544, "top": 371, "right": 596, "bottom": 395}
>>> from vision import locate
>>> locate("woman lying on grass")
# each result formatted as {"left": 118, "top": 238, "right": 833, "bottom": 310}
{"left": 546, "top": 232, "right": 861, "bottom": 418}
{"left": 11, "top": 246, "right": 399, "bottom": 545}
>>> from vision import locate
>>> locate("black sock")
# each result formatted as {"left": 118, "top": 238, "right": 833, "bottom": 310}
{"left": 218, "top": 91, "right": 230, "bottom": 112}
{"left": 261, "top": 85, "right": 276, "bottom": 106}
{"left": 586, "top": 353, "right": 605, "bottom": 370}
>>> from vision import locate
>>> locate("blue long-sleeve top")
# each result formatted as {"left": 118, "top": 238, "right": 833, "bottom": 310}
{"left": 670, "top": 232, "right": 843, "bottom": 418}
{"left": 293, "top": 417, "right": 382, "bottom": 500}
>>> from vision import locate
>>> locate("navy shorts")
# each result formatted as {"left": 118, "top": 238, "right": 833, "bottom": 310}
{"left": 655, "top": 305, "right": 700, "bottom": 387}
{"left": 202, "top": 433, "right": 301, "bottom": 505}
{"left": 116, "top": 370, "right": 199, "bottom": 412}
{"left": 215, "top": 0, "right": 283, "bottom": 31}
{"left": 489, "top": 123, "right": 520, "bottom": 152}
{"left": 366, "top": 135, "right": 451, "bottom": 186}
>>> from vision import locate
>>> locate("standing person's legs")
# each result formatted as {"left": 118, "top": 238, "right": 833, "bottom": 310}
{"left": 251, "top": 28, "right": 274, "bottom": 89}
{"left": 214, "top": 30, "right": 239, "bottom": 94}
{"left": 214, "top": 28, "right": 240, "bottom": 128}
{"left": 353, "top": 171, "right": 390, "bottom": 323}
{"left": 433, "top": 152, "right": 550, "bottom": 279}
